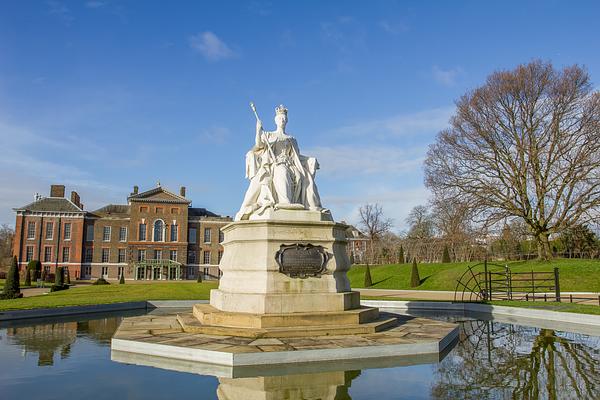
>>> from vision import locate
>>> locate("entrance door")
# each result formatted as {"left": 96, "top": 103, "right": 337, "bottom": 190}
{"left": 169, "top": 267, "right": 177, "bottom": 280}
{"left": 137, "top": 267, "right": 145, "bottom": 280}
{"left": 153, "top": 267, "right": 161, "bottom": 280}
{"left": 101, "top": 266, "right": 109, "bottom": 279}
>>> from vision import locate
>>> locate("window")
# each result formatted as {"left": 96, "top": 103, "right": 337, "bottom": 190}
{"left": 139, "top": 223, "right": 147, "bottom": 241}
{"left": 140, "top": 206, "right": 148, "bottom": 212}
{"left": 45, "top": 222, "right": 54, "bottom": 240}
{"left": 218, "top": 250, "right": 223, "bottom": 263}
{"left": 203, "top": 267, "right": 210, "bottom": 279}
{"left": 26, "top": 246, "right": 34, "bottom": 262}
{"left": 44, "top": 265, "right": 50, "bottom": 274}
{"left": 204, "top": 228, "right": 211, "bottom": 243}
{"left": 189, "top": 228, "right": 197, "bottom": 244}
{"left": 137, "top": 249, "right": 146, "bottom": 261}
{"left": 27, "top": 222, "right": 35, "bottom": 239}
{"left": 44, "top": 247, "right": 52, "bottom": 262}
{"left": 86, "top": 225, "right": 94, "bottom": 241}
{"left": 219, "top": 229, "right": 224, "bottom": 243}
{"left": 169, "top": 250, "right": 177, "bottom": 261}
{"left": 119, "top": 227, "right": 127, "bottom": 242}
{"left": 118, "top": 248, "right": 126, "bottom": 263}
{"left": 170, "top": 224, "right": 178, "bottom": 242}
{"left": 84, "top": 248, "right": 93, "bottom": 263}
{"left": 171, "top": 207, "right": 179, "bottom": 215}
{"left": 101, "top": 248, "right": 110, "bottom": 263}
{"left": 188, "top": 250, "right": 196, "bottom": 264}
{"left": 154, "top": 249, "right": 162, "bottom": 260}
{"left": 62, "top": 247, "right": 70, "bottom": 262}
{"left": 103, "top": 226, "right": 111, "bottom": 242}
{"left": 101, "top": 266, "right": 109, "bottom": 278}
{"left": 156, "top": 207, "right": 163, "bottom": 214}
{"left": 118, "top": 266, "right": 124, "bottom": 278}
{"left": 153, "top": 220, "right": 164, "bottom": 242}
{"left": 64, "top": 223, "right": 71, "bottom": 240}
{"left": 203, "top": 251, "right": 211, "bottom": 264}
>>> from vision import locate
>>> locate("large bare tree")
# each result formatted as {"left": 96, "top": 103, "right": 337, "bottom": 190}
{"left": 425, "top": 61, "right": 600, "bottom": 260}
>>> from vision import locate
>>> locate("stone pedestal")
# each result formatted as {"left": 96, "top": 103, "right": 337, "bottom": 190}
{"left": 210, "top": 211, "right": 359, "bottom": 314}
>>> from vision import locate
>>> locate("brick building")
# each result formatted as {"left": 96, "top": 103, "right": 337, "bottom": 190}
{"left": 13, "top": 184, "right": 231, "bottom": 281}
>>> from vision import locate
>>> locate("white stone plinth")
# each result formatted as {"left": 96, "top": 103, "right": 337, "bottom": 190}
{"left": 211, "top": 214, "right": 353, "bottom": 314}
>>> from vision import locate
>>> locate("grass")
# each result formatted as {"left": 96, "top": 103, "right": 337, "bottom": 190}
{"left": 349, "top": 258, "right": 600, "bottom": 292}
{"left": 0, "top": 281, "right": 217, "bottom": 311}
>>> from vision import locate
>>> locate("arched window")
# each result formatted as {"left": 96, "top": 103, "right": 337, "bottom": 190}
{"left": 153, "top": 220, "right": 165, "bottom": 242}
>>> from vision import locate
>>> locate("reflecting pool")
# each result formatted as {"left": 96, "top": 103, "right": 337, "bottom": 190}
{"left": 1, "top": 308, "right": 598, "bottom": 399}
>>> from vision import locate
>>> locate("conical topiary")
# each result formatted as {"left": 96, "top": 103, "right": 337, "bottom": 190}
{"left": 197, "top": 272, "right": 203, "bottom": 283}
{"left": 442, "top": 245, "right": 451, "bottom": 263}
{"left": 24, "top": 268, "right": 32, "bottom": 286}
{"left": 364, "top": 264, "right": 373, "bottom": 287}
{"left": 410, "top": 258, "right": 420, "bottom": 288}
{"left": 119, "top": 274, "right": 125, "bottom": 284}
{"left": 398, "top": 246, "right": 405, "bottom": 264}
{"left": 3, "top": 256, "right": 21, "bottom": 298}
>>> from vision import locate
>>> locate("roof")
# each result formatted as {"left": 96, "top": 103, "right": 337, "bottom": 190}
{"left": 91, "top": 204, "right": 131, "bottom": 218}
{"left": 14, "top": 197, "right": 83, "bottom": 213}
{"left": 188, "top": 207, "right": 218, "bottom": 217}
{"left": 344, "top": 224, "right": 368, "bottom": 239}
{"left": 128, "top": 186, "right": 190, "bottom": 204}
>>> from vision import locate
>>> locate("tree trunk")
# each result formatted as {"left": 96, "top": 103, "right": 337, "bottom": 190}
{"left": 536, "top": 232, "right": 552, "bottom": 261}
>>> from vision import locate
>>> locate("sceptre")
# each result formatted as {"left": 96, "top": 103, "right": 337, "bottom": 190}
{"left": 249, "top": 102, "right": 276, "bottom": 162}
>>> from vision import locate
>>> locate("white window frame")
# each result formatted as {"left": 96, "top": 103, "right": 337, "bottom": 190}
{"left": 62, "top": 247, "right": 70, "bottom": 263}
{"left": 138, "top": 249, "right": 146, "bottom": 262}
{"left": 45, "top": 222, "right": 54, "bottom": 240}
{"left": 169, "top": 250, "right": 177, "bottom": 261}
{"left": 84, "top": 248, "right": 93, "bottom": 263}
{"left": 27, "top": 222, "right": 35, "bottom": 240}
{"left": 203, "top": 250, "right": 211, "bottom": 265}
{"left": 102, "top": 226, "right": 111, "bottom": 242}
{"left": 44, "top": 246, "right": 52, "bottom": 262}
{"left": 101, "top": 248, "right": 110, "bottom": 263}
{"left": 118, "top": 266, "right": 124, "bottom": 278}
{"left": 26, "top": 245, "right": 34, "bottom": 261}
{"left": 139, "top": 223, "right": 147, "bottom": 241}
{"left": 101, "top": 266, "right": 109, "bottom": 279}
{"left": 170, "top": 224, "right": 178, "bottom": 242}
{"left": 119, "top": 226, "right": 127, "bottom": 242}
{"left": 64, "top": 222, "right": 72, "bottom": 240}
{"left": 153, "top": 219, "right": 165, "bottom": 242}
{"left": 154, "top": 249, "right": 162, "bottom": 260}
{"left": 118, "top": 248, "right": 126, "bottom": 263}
{"left": 204, "top": 228, "right": 211, "bottom": 243}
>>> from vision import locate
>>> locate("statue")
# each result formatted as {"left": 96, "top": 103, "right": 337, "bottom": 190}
{"left": 235, "top": 103, "right": 326, "bottom": 221}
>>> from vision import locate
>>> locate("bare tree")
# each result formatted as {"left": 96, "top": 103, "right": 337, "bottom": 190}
{"left": 425, "top": 61, "right": 600, "bottom": 260}
{"left": 0, "top": 224, "right": 15, "bottom": 269}
{"left": 406, "top": 205, "right": 434, "bottom": 239}
{"left": 358, "top": 204, "right": 393, "bottom": 263}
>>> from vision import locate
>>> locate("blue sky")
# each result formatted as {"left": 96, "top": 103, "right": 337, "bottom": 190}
{"left": 1, "top": 1, "right": 599, "bottom": 230}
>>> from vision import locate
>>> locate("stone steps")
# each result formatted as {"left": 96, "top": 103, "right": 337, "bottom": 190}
{"left": 192, "top": 304, "right": 380, "bottom": 329}
{"left": 177, "top": 313, "right": 398, "bottom": 339}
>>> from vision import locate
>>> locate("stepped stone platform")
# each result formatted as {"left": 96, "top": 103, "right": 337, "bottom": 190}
{"left": 111, "top": 311, "right": 459, "bottom": 366}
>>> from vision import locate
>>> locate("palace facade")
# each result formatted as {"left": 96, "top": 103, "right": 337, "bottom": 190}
{"left": 12, "top": 184, "right": 231, "bottom": 281}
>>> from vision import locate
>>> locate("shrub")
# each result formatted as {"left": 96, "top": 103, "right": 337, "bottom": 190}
{"left": 398, "top": 246, "right": 405, "bottom": 264}
{"left": 119, "top": 274, "right": 125, "bottom": 284}
{"left": 197, "top": 273, "right": 202, "bottom": 283}
{"left": 442, "top": 245, "right": 451, "bottom": 263}
{"left": 41, "top": 269, "right": 47, "bottom": 283}
{"left": 24, "top": 268, "right": 32, "bottom": 286}
{"left": 27, "top": 260, "right": 41, "bottom": 281}
{"left": 50, "top": 284, "right": 69, "bottom": 292}
{"left": 410, "top": 258, "right": 421, "bottom": 288}
{"left": 93, "top": 278, "right": 110, "bottom": 285}
{"left": 2, "top": 256, "right": 21, "bottom": 299}
{"left": 364, "top": 264, "right": 373, "bottom": 287}
{"left": 55, "top": 266, "right": 65, "bottom": 287}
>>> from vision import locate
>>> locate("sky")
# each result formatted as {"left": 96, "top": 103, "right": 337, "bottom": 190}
{"left": 1, "top": 1, "right": 599, "bottom": 231}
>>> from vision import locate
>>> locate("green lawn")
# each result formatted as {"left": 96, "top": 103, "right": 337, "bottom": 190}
{"left": 349, "top": 258, "right": 600, "bottom": 292}
{"left": 0, "top": 282, "right": 217, "bottom": 311}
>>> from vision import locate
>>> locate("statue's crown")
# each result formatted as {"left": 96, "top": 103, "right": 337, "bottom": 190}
{"left": 275, "top": 104, "right": 288, "bottom": 115}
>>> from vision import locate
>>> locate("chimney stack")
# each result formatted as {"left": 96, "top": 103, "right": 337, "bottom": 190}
{"left": 180, "top": 186, "right": 186, "bottom": 197}
{"left": 133, "top": 185, "right": 139, "bottom": 195}
{"left": 50, "top": 184, "right": 65, "bottom": 198}
{"left": 70, "top": 191, "right": 82, "bottom": 209}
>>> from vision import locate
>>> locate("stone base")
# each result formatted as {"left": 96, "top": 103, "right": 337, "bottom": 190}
{"left": 210, "top": 290, "right": 360, "bottom": 314}
{"left": 111, "top": 311, "right": 459, "bottom": 367}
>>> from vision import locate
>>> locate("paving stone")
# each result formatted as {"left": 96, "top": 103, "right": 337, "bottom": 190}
{"left": 248, "top": 338, "right": 284, "bottom": 346}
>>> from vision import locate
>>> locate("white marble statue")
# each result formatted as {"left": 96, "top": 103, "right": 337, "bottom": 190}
{"left": 235, "top": 103, "right": 325, "bottom": 221}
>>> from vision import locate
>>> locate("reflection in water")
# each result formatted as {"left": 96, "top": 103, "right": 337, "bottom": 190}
{"left": 433, "top": 319, "right": 600, "bottom": 399}
{"left": 1, "top": 311, "right": 600, "bottom": 399}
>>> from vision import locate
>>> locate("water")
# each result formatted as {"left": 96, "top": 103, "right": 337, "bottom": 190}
{"left": 0, "top": 309, "right": 598, "bottom": 400}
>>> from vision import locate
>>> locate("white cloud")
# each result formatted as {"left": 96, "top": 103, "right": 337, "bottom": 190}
{"left": 329, "top": 106, "right": 453, "bottom": 139}
{"left": 306, "top": 145, "right": 424, "bottom": 176}
{"left": 432, "top": 65, "right": 464, "bottom": 87}
{"left": 189, "top": 32, "right": 235, "bottom": 61}
{"left": 379, "top": 20, "right": 409, "bottom": 35}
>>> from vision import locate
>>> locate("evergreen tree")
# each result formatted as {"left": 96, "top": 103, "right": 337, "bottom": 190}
{"left": 398, "top": 246, "right": 405, "bottom": 264}
{"left": 27, "top": 260, "right": 41, "bottom": 281}
{"left": 410, "top": 258, "right": 421, "bottom": 288}
{"left": 55, "top": 266, "right": 64, "bottom": 287}
{"left": 197, "top": 272, "right": 203, "bottom": 283}
{"left": 24, "top": 268, "right": 31, "bottom": 286}
{"left": 65, "top": 269, "right": 71, "bottom": 285}
{"left": 442, "top": 245, "right": 451, "bottom": 263}
{"left": 3, "top": 256, "right": 21, "bottom": 299}
{"left": 119, "top": 274, "right": 125, "bottom": 284}
{"left": 364, "top": 264, "right": 373, "bottom": 287}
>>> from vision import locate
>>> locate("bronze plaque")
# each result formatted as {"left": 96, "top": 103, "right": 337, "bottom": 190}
{"left": 275, "top": 244, "right": 330, "bottom": 279}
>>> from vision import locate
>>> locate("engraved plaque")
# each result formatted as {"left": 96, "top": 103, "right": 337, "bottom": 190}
{"left": 275, "top": 244, "right": 330, "bottom": 279}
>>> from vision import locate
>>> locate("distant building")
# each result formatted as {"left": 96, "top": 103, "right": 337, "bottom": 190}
{"left": 343, "top": 223, "right": 369, "bottom": 264}
{"left": 12, "top": 184, "right": 231, "bottom": 281}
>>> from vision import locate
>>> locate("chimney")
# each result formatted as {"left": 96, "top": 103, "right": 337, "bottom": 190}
{"left": 180, "top": 186, "right": 186, "bottom": 197}
{"left": 50, "top": 184, "right": 65, "bottom": 198}
{"left": 70, "top": 191, "right": 81, "bottom": 209}
{"left": 133, "top": 185, "right": 139, "bottom": 195}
